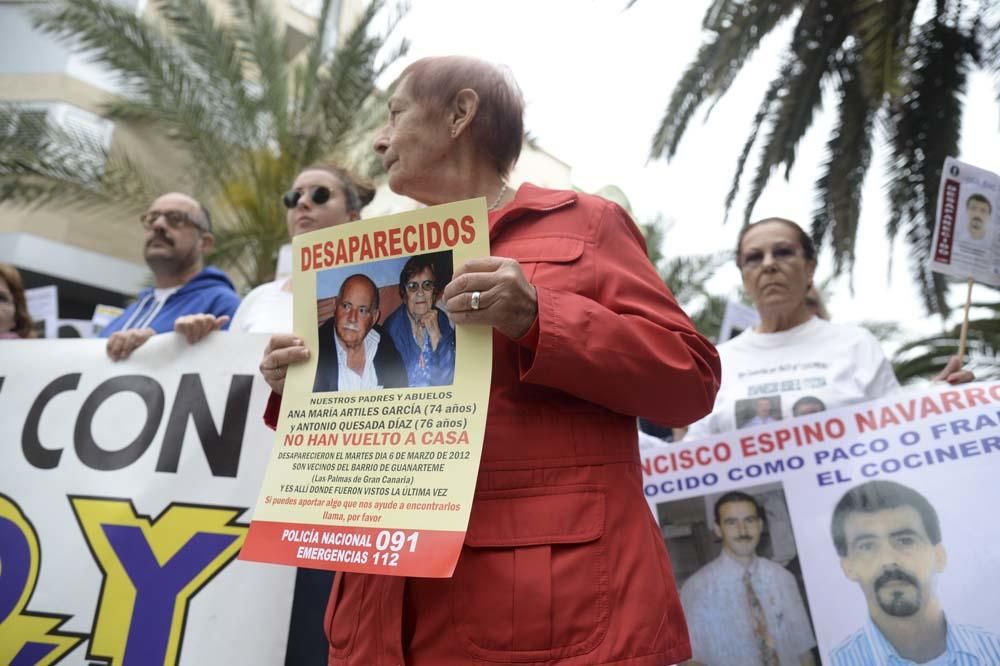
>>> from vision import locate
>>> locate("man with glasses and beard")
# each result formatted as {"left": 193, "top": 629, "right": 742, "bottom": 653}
{"left": 681, "top": 491, "right": 817, "bottom": 665}
{"left": 830, "top": 480, "right": 1000, "bottom": 665}
{"left": 101, "top": 192, "right": 240, "bottom": 360}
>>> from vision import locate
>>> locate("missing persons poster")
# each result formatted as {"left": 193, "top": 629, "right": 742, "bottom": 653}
{"left": 0, "top": 336, "right": 294, "bottom": 666}
{"left": 929, "top": 157, "right": 1000, "bottom": 286}
{"left": 241, "top": 199, "right": 492, "bottom": 578}
{"left": 645, "top": 382, "right": 1000, "bottom": 665}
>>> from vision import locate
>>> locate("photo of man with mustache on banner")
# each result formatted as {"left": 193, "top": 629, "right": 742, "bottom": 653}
{"left": 660, "top": 484, "right": 818, "bottom": 665}
{"left": 829, "top": 480, "right": 1000, "bottom": 665}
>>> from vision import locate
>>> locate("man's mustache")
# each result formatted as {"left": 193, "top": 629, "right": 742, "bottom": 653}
{"left": 874, "top": 567, "right": 919, "bottom": 591}
{"left": 146, "top": 232, "right": 174, "bottom": 248}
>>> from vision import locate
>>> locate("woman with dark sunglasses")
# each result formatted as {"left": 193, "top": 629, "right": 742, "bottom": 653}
{"left": 225, "top": 164, "right": 374, "bottom": 334}
{"left": 382, "top": 253, "right": 456, "bottom": 386}
{"left": 232, "top": 164, "right": 375, "bottom": 666}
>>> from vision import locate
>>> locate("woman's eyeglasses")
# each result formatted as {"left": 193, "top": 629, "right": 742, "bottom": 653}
{"left": 283, "top": 186, "right": 332, "bottom": 209}
{"left": 139, "top": 210, "right": 206, "bottom": 231}
{"left": 405, "top": 280, "right": 435, "bottom": 293}
{"left": 738, "top": 244, "right": 802, "bottom": 271}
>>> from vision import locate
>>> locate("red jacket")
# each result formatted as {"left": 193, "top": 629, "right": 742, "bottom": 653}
{"left": 265, "top": 183, "right": 721, "bottom": 665}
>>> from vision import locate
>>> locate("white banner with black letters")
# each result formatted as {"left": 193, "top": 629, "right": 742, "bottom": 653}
{"left": 0, "top": 335, "right": 294, "bottom": 666}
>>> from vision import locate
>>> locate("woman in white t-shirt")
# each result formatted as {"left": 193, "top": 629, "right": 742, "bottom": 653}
{"left": 687, "top": 217, "right": 972, "bottom": 438}
{"left": 174, "top": 164, "right": 373, "bottom": 340}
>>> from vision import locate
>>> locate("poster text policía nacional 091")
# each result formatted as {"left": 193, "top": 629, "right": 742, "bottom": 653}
{"left": 241, "top": 198, "right": 493, "bottom": 578}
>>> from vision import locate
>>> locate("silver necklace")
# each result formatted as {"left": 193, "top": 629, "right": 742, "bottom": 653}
{"left": 488, "top": 183, "right": 508, "bottom": 212}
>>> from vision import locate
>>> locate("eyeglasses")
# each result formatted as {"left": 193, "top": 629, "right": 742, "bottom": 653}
{"left": 405, "top": 279, "right": 435, "bottom": 293}
{"left": 283, "top": 186, "right": 332, "bottom": 209}
{"left": 738, "top": 244, "right": 803, "bottom": 271}
{"left": 140, "top": 210, "right": 206, "bottom": 231}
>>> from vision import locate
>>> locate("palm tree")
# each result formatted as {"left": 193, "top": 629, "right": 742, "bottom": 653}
{"left": 0, "top": 0, "right": 406, "bottom": 287}
{"left": 641, "top": 214, "right": 731, "bottom": 341}
{"left": 893, "top": 296, "right": 1000, "bottom": 381}
{"left": 649, "top": 0, "right": 1000, "bottom": 316}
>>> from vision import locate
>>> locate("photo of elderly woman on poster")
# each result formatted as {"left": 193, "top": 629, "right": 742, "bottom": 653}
{"left": 383, "top": 252, "right": 456, "bottom": 387}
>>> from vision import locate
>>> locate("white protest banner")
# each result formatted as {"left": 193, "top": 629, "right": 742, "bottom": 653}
{"left": 929, "top": 157, "right": 1000, "bottom": 287}
{"left": 0, "top": 335, "right": 295, "bottom": 666}
{"left": 644, "top": 383, "right": 1000, "bottom": 665}
{"left": 241, "top": 198, "right": 493, "bottom": 578}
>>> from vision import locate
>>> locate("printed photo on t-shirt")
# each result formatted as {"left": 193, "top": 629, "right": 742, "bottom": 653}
{"left": 736, "top": 395, "right": 782, "bottom": 429}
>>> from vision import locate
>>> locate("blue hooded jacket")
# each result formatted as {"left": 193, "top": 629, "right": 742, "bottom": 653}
{"left": 99, "top": 267, "right": 241, "bottom": 337}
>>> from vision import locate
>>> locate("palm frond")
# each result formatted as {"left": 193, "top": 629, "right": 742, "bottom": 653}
{"left": 885, "top": 16, "right": 978, "bottom": 315}
{"left": 313, "top": 1, "right": 408, "bottom": 158}
{"left": 893, "top": 303, "right": 1000, "bottom": 382}
{"left": 981, "top": 3, "right": 1000, "bottom": 105}
{"left": 31, "top": 0, "right": 181, "bottom": 97}
{"left": 154, "top": 0, "right": 259, "bottom": 143}
{"left": 227, "top": 0, "right": 289, "bottom": 149}
{"left": 849, "top": 0, "right": 919, "bottom": 101}
{"left": 739, "top": 4, "right": 850, "bottom": 225}
{"left": 701, "top": 0, "right": 737, "bottom": 31}
{"left": 650, "top": 0, "right": 800, "bottom": 160}
{"left": 811, "top": 55, "right": 875, "bottom": 277}
{"left": 296, "top": 0, "right": 338, "bottom": 123}
{"left": 660, "top": 251, "right": 733, "bottom": 306}
{"left": 0, "top": 104, "right": 163, "bottom": 214}
{"left": 723, "top": 71, "right": 784, "bottom": 221}
{"left": 32, "top": 0, "right": 240, "bottom": 185}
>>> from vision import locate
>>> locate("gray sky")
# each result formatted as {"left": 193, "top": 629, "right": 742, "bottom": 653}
{"left": 381, "top": 0, "right": 1000, "bottom": 338}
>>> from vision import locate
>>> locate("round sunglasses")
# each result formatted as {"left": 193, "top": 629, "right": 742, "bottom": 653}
{"left": 282, "top": 186, "right": 332, "bottom": 209}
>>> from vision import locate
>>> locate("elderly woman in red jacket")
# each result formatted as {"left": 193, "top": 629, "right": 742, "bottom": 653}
{"left": 259, "top": 55, "right": 721, "bottom": 666}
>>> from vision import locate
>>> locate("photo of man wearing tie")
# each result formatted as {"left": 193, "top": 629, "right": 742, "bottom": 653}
{"left": 679, "top": 490, "right": 818, "bottom": 666}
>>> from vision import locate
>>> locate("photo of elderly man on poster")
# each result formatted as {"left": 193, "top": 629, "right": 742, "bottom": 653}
{"left": 829, "top": 480, "right": 1000, "bottom": 665}
{"left": 679, "top": 489, "right": 817, "bottom": 666}
{"left": 312, "top": 272, "right": 408, "bottom": 392}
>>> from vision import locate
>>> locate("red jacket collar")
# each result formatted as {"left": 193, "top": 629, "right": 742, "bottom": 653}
{"left": 489, "top": 183, "right": 577, "bottom": 239}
